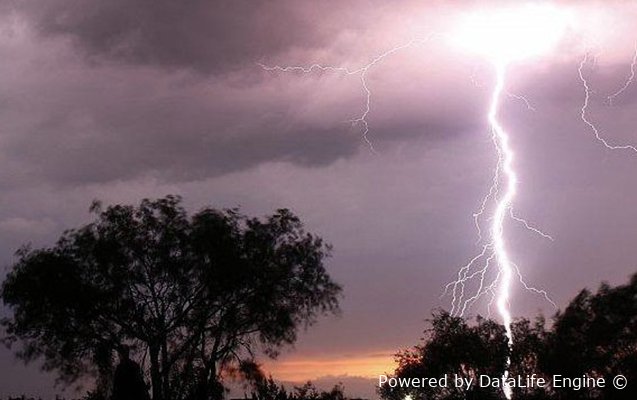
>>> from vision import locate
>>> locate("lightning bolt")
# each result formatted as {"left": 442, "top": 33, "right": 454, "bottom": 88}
{"left": 447, "top": 66, "right": 555, "bottom": 317}
{"left": 506, "top": 91, "right": 536, "bottom": 112}
{"left": 445, "top": 61, "right": 557, "bottom": 400}
{"left": 578, "top": 53, "right": 637, "bottom": 153}
{"left": 262, "top": 33, "right": 558, "bottom": 400}
{"left": 607, "top": 42, "right": 637, "bottom": 106}
{"left": 259, "top": 35, "right": 434, "bottom": 153}
{"left": 444, "top": 44, "right": 637, "bottom": 397}
{"left": 488, "top": 63, "right": 515, "bottom": 399}
{"left": 262, "top": 7, "right": 637, "bottom": 400}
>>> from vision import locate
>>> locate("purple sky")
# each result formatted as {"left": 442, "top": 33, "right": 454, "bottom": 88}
{"left": 2, "top": 1, "right": 637, "bottom": 398}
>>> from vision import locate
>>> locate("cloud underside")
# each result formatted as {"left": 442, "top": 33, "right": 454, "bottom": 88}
{"left": 1, "top": 0, "right": 633, "bottom": 188}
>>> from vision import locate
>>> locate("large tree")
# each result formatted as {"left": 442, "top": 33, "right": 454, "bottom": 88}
{"left": 1, "top": 196, "right": 341, "bottom": 400}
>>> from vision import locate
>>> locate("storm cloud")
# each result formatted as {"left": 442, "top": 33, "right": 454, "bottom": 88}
{"left": 7, "top": 0, "right": 339, "bottom": 74}
{"left": 0, "top": 1, "right": 490, "bottom": 187}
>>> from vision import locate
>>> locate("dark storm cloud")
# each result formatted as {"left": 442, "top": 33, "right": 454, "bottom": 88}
{"left": 6, "top": 0, "right": 355, "bottom": 74}
{"left": 0, "top": 4, "right": 364, "bottom": 188}
{"left": 0, "top": 0, "right": 487, "bottom": 188}
{"left": 4, "top": 86, "right": 360, "bottom": 185}
{"left": 0, "top": 10, "right": 487, "bottom": 189}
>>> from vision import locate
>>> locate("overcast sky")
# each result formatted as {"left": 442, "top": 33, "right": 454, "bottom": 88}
{"left": 2, "top": 1, "right": 637, "bottom": 399}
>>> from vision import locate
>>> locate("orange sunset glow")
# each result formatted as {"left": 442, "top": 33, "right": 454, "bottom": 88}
{"left": 263, "top": 351, "right": 397, "bottom": 382}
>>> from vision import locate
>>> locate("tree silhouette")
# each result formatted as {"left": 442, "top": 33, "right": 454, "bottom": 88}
{"left": 251, "top": 377, "right": 348, "bottom": 400}
{"left": 1, "top": 196, "right": 341, "bottom": 400}
{"left": 380, "top": 312, "right": 509, "bottom": 400}
{"left": 541, "top": 275, "right": 637, "bottom": 399}
{"left": 380, "top": 274, "right": 637, "bottom": 400}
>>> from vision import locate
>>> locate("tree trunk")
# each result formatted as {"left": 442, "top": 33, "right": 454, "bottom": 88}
{"left": 149, "top": 345, "right": 163, "bottom": 400}
{"left": 161, "top": 339, "right": 171, "bottom": 400}
{"left": 94, "top": 345, "right": 114, "bottom": 400}
{"left": 207, "top": 362, "right": 224, "bottom": 400}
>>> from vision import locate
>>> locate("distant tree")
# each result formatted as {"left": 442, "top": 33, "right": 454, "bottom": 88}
{"left": 251, "top": 377, "right": 347, "bottom": 400}
{"left": 1, "top": 196, "right": 341, "bottom": 400}
{"left": 380, "top": 274, "right": 637, "bottom": 400}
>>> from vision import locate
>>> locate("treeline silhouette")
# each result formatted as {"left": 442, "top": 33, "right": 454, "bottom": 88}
{"left": 250, "top": 379, "right": 368, "bottom": 400}
{"left": 0, "top": 380, "right": 370, "bottom": 400}
{"left": 380, "top": 274, "right": 637, "bottom": 400}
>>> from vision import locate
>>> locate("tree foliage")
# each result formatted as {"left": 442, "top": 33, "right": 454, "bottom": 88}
{"left": 381, "top": 312, "right": 508, "bottom": 400}
{"left": 1, "top": 196, "right": 341, "bottom": 400}
{"left": 380, "top": 274, "right": 637, "bottom": 400}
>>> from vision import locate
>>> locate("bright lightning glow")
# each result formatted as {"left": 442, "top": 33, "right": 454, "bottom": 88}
{"left": 450, "top": 4, "right": 571, "bottom": 64}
